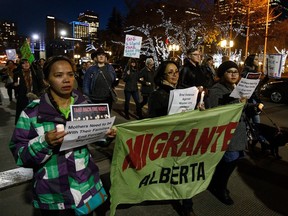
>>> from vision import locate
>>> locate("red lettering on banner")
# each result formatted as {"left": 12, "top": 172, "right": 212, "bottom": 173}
{"left": 222, "top": 122, "right": 238, "bottom": 151}
{"left": 149, "top": 133, "right": 168, "bottom": 161}
{"left": 122, "top": 123, "right": 238, "bottom": 171}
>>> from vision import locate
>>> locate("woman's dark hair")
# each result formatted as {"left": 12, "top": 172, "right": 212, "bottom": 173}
{"left": 43, "top": 55, "right": 74, "bottom": 80}
{"left": 5, "top": 60, "right": 15, "bottom": 66}
{"left": 201, "top": 54, "right": 213, "bottom": 66}
{"left": 154, "top": 61, "right": 178, "bottom": 86}
{"left": 244, "top": 54, "right": 257, "bottom": 67}
{"left": 20, "top": 59, "right": 29, "bottom": 65}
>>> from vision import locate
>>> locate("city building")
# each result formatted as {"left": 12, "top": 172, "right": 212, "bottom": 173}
{"left": 0, "top": 21, "right": 24, "bottom": 56}
{"left": 45, "top": 15, "right": 72, "bottom": 58}
{"left": 78, "top": 10, "right": 99, "bottom": 45}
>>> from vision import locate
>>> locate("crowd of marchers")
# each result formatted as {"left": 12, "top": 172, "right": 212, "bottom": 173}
{"left": 0, "top": 47, "right": 267, "bottom": 216}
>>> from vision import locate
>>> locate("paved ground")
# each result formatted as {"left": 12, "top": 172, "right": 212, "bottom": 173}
{"left": 0, "top": 82, "right": 288, "bottom": 216}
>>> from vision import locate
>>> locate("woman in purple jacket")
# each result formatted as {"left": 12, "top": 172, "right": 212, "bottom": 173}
{"left": 9, "top": 56, "right": 116, "bottom": 216}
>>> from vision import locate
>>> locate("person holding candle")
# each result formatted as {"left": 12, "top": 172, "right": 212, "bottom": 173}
{"left": 1, "top": 60, "right": 17, "bottom": 102}
{"left": 13, "top": 59, "right": 45, "bottom": 124}
{"left": 9, "top": 56, "right": 116, "bottom": 216}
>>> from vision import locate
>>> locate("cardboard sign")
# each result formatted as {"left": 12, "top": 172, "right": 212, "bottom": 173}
{"left": 124, "top": 34, "right": 142, "bottom": 58}
{"left": 168, "top": 87, "right": 199, "bottom": 115}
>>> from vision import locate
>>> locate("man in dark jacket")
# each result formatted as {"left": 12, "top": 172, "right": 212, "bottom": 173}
{"left": 178, "top": 48, "right": 207, "bottom": 89}
{"left": 82, "top": 47, "right": 117, "bottom": 111}
{"left": 138, "top": 57, "right": 155, "bottom": 109}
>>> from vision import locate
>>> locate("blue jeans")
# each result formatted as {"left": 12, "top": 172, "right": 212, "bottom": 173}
{"left": 124, "top": 90, "right": 142, "bottom": 117}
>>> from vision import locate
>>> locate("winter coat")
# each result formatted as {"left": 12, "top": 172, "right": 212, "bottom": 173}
{"left": 138, "top": 66, "right": 155, "bottom": 95}
{"left": 123, "top": 67, "right": 139, "bottom": 92}
{"left": 148, "top": 84, "right": 175, "bottom": 118}
{"left": 208, "top": 82, "right": 247, "bottom": 151}
{"left": 178, "top": 58, "right": 207, "bottom": 89}
{"left": 82, "top": 63, "right": 116, "bottom": 101}
{"left": 9, "top": 90, "right": 102, "bottom": 210}
{"left": 13, "top": 66, "right": 45, "bottom": 124}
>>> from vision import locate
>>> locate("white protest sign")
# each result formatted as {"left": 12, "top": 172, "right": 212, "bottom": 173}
{"left": 6, "top": 49, "right": 17, "bottom": 60}
{"left": 124, "top": 34, "right": 142, "bottom": 58}
{"left": 266, "top": 54, "right": 284, "bottom": 79}
{"left": 60, "top": 117, "right": 116, "bottom": 151}
{"left": 230, "top": 78, "right": 260, "bottom": 99}
{"left": 168, "top": 87, "right": 199, "bottom": 115}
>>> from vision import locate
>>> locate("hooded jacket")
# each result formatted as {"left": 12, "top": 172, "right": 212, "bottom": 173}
{"left": 9, "top": 90, "right": 102, "bottom": 210}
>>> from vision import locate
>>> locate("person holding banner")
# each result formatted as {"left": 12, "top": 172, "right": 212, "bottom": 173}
{"left": 207, "top": 61, "right": 255, "bottom": 205}
{"left": 148, "top": 60, "right": 197, "bottom": 216}
{"left": 148, "top": 60, "right": 179, "bottom": 117}
{"left": 123, "top": 58, "right": 143, "bottom": 119}
{"left": 9, "top": 56, "right": 116, "bottom": 216}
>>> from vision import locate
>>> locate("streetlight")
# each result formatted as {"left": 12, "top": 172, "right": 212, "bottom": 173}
{"left": 220, "top": 39, "right": 234, "bottom": 57}
{"left": 168, "top": 44, "right": 180, "bottom": 60}
{"left": 31, "top": 33, "right": 40, "bottom": 59}
{"left": 74, "top": 54, "right": 80, "bottom": 64}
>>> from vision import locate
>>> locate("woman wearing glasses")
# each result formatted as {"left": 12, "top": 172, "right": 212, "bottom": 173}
{"left": 148, "top": 61, "right": 179, "bottom": 118}
{"left": 148, "top": 61, "right": 197, "bottom": 216}
{"left": 207, "top": 61, "right": 255, "bottom": 206}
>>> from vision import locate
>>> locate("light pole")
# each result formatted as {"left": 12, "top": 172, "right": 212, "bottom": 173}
{"left": 263, "top": 0, "right": 270, "bottom": 71}
{"left": 168, "top": 44, "right": 180, "bottom": 60}
{"left": 220, "top": 39, "right": 234, "bottom": 57}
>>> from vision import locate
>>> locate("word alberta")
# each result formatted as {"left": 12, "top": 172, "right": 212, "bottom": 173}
{"left": 139, "top": 162, "right": 205, "bottom": 188}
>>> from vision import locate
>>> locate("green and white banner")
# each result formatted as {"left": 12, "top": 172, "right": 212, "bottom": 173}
{"left": 109, "top": 103, "right": 244, "bottom": 216}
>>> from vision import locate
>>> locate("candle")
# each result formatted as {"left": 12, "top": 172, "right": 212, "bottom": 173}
{"left": 17, "top": 77, "right": 20, "bottom": 85}
{"left": 199, "top": 91, "right": 205, "bottom": 104}
{"left": 56, "top": 124, "right": 65, "bottom": 132}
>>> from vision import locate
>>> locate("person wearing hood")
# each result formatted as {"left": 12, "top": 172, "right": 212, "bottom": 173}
{"left": 9, "top": 56, "right": 116, "bottom": 216}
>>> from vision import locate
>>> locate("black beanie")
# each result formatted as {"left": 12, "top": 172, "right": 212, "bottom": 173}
{"left": 217, "top": 61, "right": 238, "bottom": 78}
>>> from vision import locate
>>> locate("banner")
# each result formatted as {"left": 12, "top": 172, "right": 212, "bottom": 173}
{"left": 266, "top": 54, "right": 287, "bottom": 79}
{"left": 123, "top": 34, "right": 142, "bottom": 58}
{"left": 20, "top": 40, "right": 35, "bottom": 63}
{"left": 109, "top": 103, "right": 244, "bottom": 216}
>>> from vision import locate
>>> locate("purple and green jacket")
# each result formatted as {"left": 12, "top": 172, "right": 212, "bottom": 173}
{"left": 9, "top": 90, "right": 102, "bottom": 210}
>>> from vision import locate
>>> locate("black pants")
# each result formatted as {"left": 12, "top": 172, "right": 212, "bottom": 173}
{"left": 140, "top": 94, "right": 150, "bottom": 108}
{"left": 209, "top": 157, "right": 238, "bottom": 194}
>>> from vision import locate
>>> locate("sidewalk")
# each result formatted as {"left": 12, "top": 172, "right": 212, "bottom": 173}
{"left": 0, "top": 82, "right": 288, "bottom": 216}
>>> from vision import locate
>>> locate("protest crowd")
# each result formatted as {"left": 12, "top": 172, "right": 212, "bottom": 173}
{"left": 0, "top": 38, "right": 286, "bottom": 216}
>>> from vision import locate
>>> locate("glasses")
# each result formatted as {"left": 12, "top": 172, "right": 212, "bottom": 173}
{"left": 225, "top": 70, "right": 239, "bottom": 75}
{"left": 165, "top": 71, "right": 179, "bottom": 76}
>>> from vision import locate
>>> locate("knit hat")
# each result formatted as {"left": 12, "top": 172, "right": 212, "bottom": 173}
{"left": 217, "top": 61, "right": 238, "bottom": 78}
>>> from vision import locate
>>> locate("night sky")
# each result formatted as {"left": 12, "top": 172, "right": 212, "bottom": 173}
{"left": 0, "top": 0, "right": 127, "bottom": 36}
